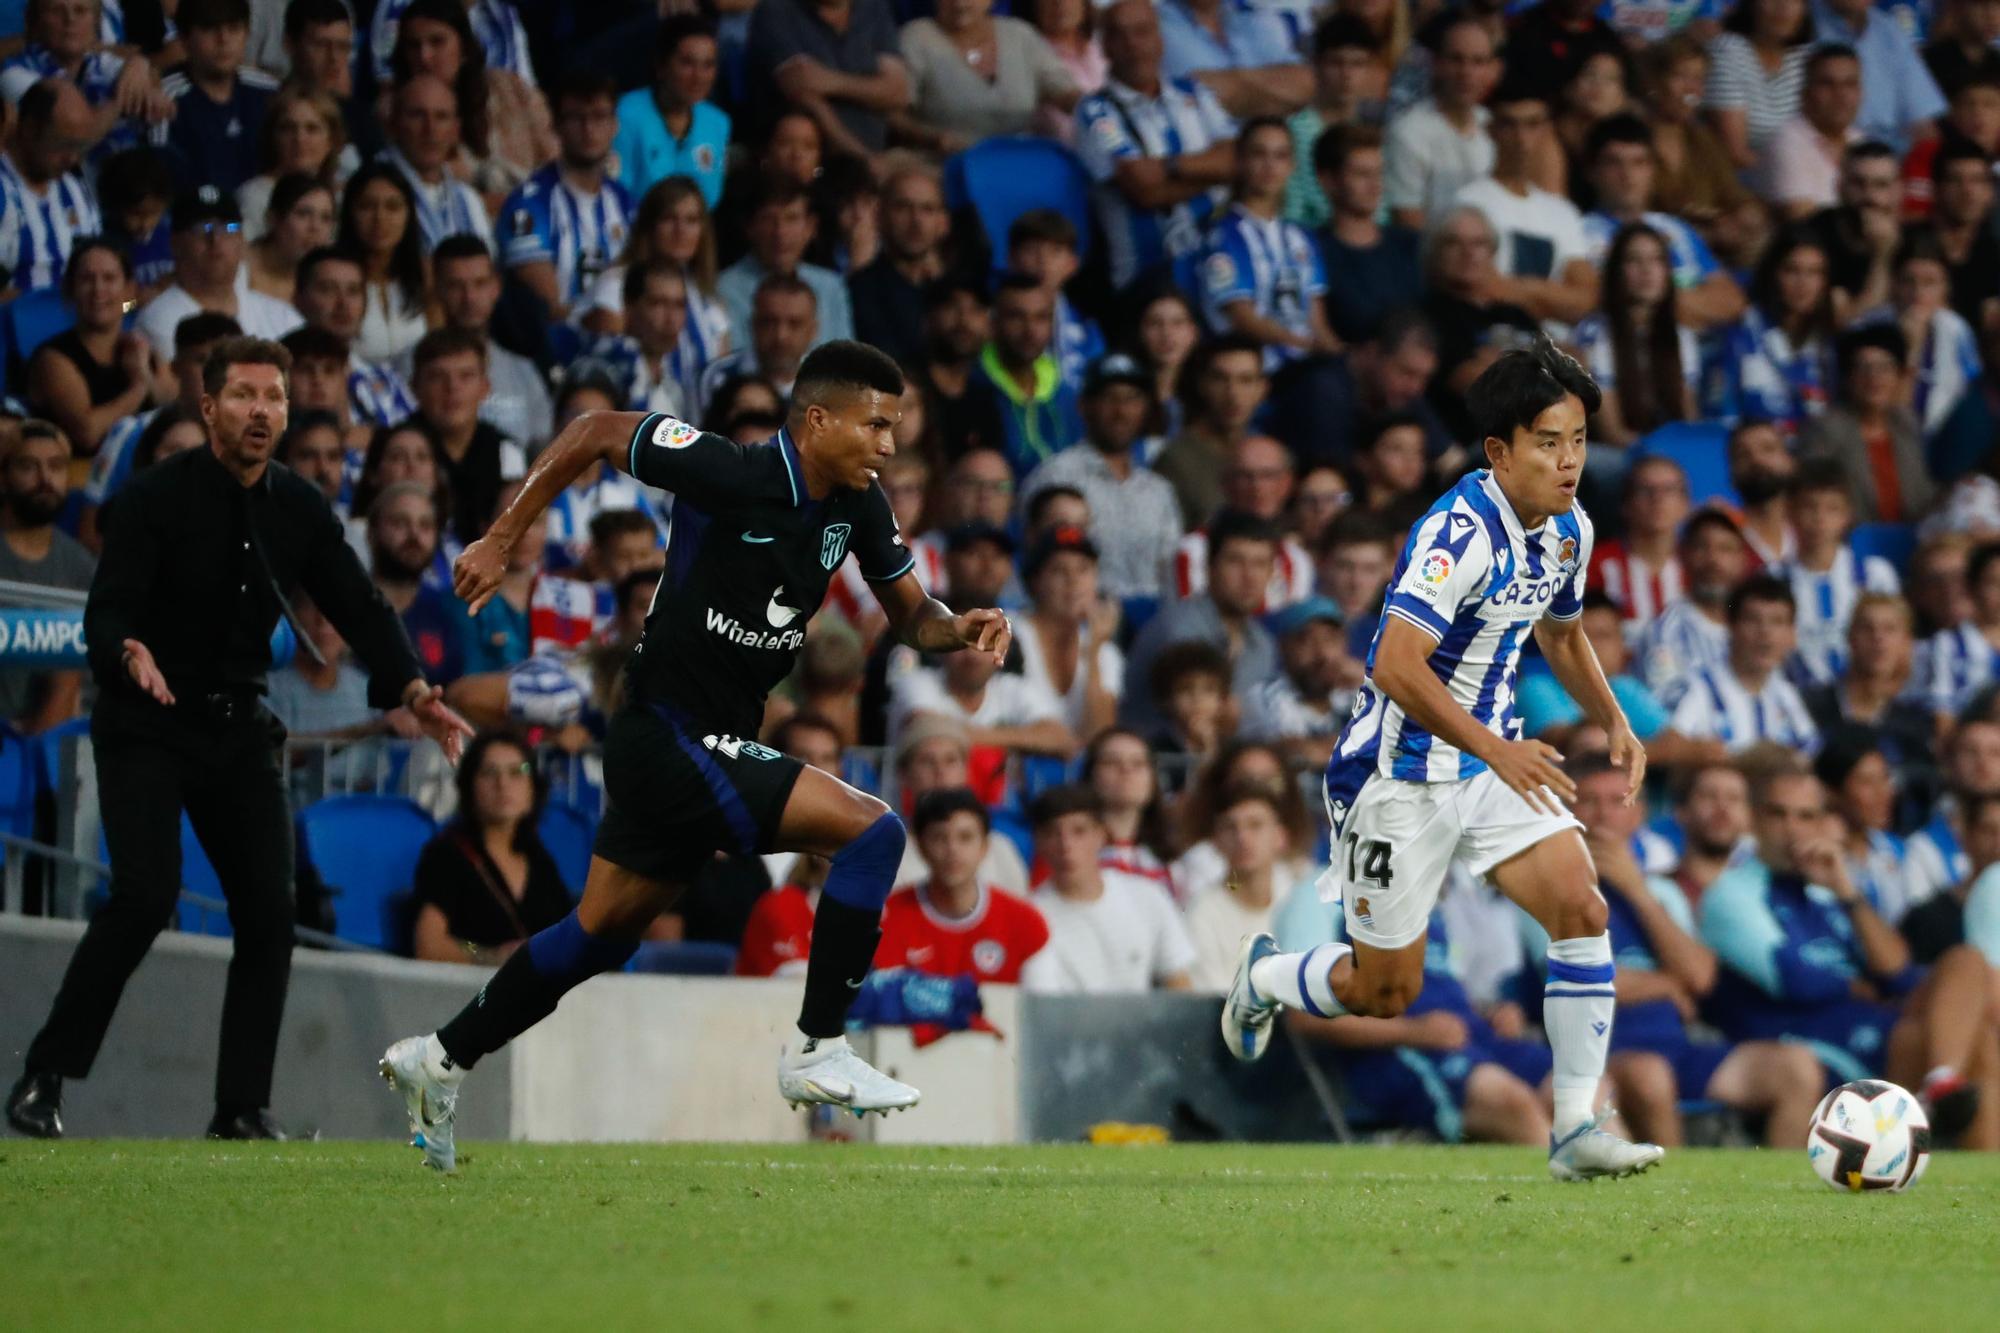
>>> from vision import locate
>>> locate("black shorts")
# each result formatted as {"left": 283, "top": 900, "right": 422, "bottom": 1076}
{"left": 592, "top": 702, "right": 806, "bottom": 884}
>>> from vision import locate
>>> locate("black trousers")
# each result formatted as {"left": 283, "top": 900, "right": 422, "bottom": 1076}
{"left": 26, "top": 696, "right": 295, "bottom": 1113}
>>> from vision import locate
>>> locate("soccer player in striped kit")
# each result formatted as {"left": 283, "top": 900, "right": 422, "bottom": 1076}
{"left": 1222, "top": 338, "right": 1666, "bottom": 1181}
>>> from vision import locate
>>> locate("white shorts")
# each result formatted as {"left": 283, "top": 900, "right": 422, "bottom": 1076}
{"left": 1320, "top": 767, "right": 1581, "bottom": 950}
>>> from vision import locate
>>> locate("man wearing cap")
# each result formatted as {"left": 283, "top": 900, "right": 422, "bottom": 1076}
{"left": 1021, "top": 352, "right": 1183, "bottom": 602}
{"left": 1241, "top": 595, "right": 1357, "bottom": 768}
{"left": 0, "top": 79, "right": 103, "bottom": 298}
{"left": 890, "top": 713, "right": 1031, "bottom": 893}
{"left": 1119, "top": 508, "right": 1282, "bottom": 731}
{"left": 133, "top": 186, "right": 304, "bottom": 359}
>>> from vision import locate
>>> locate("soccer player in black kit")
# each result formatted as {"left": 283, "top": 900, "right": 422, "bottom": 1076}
{"left": 380, "top": 343, "right": 1011, "bottom": 1170}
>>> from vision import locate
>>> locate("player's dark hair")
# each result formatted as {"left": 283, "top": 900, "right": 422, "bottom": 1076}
{"left": 1726, "top": 572, "right": 1795, "bottom": 624}
{"left": 202, "top": 336, "right": 292, "bottom": 397}
{"left": 296, "top": 243, "right": 364, "bottom": 290}
{"left": 1025, "top": 484, "right": 1086, "bottom": 531}
{"left": 1150, "top": 639, "right": 1232, "bottom": 704}
{"left": 1007, "top": 207, "right": 1078, "bottom": 253}
{"left": 588, "top": 508, "right": 657, "bottom": 550}
{"left": 1028, "top": 783, "right": 1104, "bottom": 830}
{"left": 772, "top": 711, "right": 843, "bottom": 763}
{"left": 280, "top": 323, "right": 349, "bottom": 365}
{"left": 1207, "top": 508, "right": 1282, "bottom": 564}
{"left": 914, "top": 787, "right": 992, "bottom": 835}
{"left": 1967, "top": 540, "right": 2000, "bottom": 592}
{"left": 452, "top": 730, "right": 548, "bottom": 851}
{"left": 173, "top": 312, "right": 243, "bottom": 360}
{"left": 432, "top": 232, "right": 494, "bottom": 268}
{"left": 1585, "top": 112, "right": 1653, "bottom": 166}
{"left": 286, "top": 0, "right": 352, "bottom": 41}
{"left": 1467, "top": 335, "right": 1601, "bottom": 447}
{"left": 792, "top": 340, "right": 906, "bottom": 413}
{"left": 1678, "top": 506, "right": 1744, "bottom": 551}
{"left": 179, "top": 0, "right": 250, "bottom": 30}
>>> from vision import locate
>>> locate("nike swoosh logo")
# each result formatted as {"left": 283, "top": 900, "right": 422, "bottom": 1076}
{"left": 741, "top": 533, "right": 775, "bottom": 543}
{"left": 845, "top": 977, "right": 863, "bottom": 989}
{"left": 767, "top": 586, "right": 803, "bottom": 628}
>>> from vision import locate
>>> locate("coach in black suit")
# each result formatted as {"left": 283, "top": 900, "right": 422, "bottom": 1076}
{"left": 5, "top": 337, "right": 472, "bottom": 1142}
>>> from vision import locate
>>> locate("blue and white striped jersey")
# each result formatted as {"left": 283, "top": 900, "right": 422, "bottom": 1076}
{"left": 1667, "top": 662, "right": 1821, "bottom": 754}
{"left": 1920, "top": 621, "right": 2000, "bottom": 715}
{"left": 571, "top": 333, "right": 694, "bottom": 419}
{"left": 1199, "top": 204, "right": 1326, "bottom": 371}
{"left": 1776, "top": 545, "right": 1900, "bottom": 686}
{"left": 498, "top": 163, "right": 634, "bottom": 315}
{"left": 378, "top": 147, "right": 494, "bottom": 252}
{"left": 1635, "top": 600, "right": 1729, "bottom": 706}
{"left": 371, "top": 0, "right": 535, "bottom": 86}
{"left": 1904, "top": 804, "right": 1969, "bottom": 912}
{"left": 1053, "top": 292, "right": 1103, "bottom": 393}
{"left": 1074, "top": 76, "right": 1236, "bottom": 289}
{"left": 347, "top": 353, "right": 417, "bottom": 429}
{"left": 1580, "top": 210, "right": 1719, "bottom": 289}
{"left": 1325, "top": 471, "right": 1593, "bottom": 803}
{"left": 0, "top": 152, "right": 100, "bottom": 294}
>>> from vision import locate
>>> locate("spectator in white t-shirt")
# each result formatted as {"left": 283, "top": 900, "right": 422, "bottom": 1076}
{"left": 1183, "top": 784, "right": 1303, "bottom": 992}
{"left": 1382, "top": 15, "right": 1498, "bottom": 231}
{"left": 1451, "top": 77, "right": 1598, "bottom": 331}
{"left": 1021, "top": 784, "right": 1197, "bottom": 993}
{"left": 887, "top": 632, "right": 1080, "bottom": 763}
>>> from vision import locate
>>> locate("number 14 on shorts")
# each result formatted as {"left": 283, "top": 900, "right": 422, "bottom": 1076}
{"left": 1345, "top": 837, "right": 1394, "bottom": 889}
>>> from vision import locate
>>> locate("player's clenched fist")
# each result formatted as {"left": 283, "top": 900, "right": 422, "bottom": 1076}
{"left": 1487, "top": 738, "right": 1576, "bottom": 816}
{"left": 452, "top": 535, "right": 510, "bottom": 614}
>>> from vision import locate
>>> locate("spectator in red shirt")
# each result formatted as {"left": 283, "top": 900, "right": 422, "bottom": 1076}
{"left": 877, "top": 789, "right": 1049, "bottom": 1025}
{"left": 1589, "top": 454, "right": 1690, "bottom": 636}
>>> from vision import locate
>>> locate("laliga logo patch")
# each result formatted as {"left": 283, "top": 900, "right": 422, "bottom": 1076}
{"left": 1420, "top": 550, "right": 1453, "bottom": 585}
{"left": 652, "top": 416, "right": 700, "bottom": 450}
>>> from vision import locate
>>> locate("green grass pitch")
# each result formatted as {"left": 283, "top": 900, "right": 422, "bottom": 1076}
{"left": 8, "top": 1139, "right": 1999, "bottom": 1331}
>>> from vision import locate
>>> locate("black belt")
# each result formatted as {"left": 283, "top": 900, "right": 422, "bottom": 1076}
{"left": 191, "top": 689, "right": 263, "bottom": 723}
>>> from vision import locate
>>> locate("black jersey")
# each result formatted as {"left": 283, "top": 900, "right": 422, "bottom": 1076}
{"left": 623, "top": 413, "right": 915, "bottom": 734}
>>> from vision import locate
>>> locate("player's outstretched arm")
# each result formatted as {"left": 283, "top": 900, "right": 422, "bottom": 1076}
{"left": 1534, "top": 614, "right": 1646, "bottom": 802}
{"left": 453, "top": 410, "right": 650, "bottom": 612}
{"left": 871, "top": 570, "right": 1012, "bottom": 664}
{"left": 1372, "top": 616, "right": 1575, "bottom": 815}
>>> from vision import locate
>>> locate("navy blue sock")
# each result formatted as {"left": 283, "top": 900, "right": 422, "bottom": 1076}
{"left": 798, "top": 812, "right": 905, "bottom": 1038}
{"left": 436, "top": 911, "right": 638, "bottom": 1068}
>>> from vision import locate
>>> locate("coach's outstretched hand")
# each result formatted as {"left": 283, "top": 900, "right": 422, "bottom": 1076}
{"left": 1488, "top": 738, "right": 1576, "bottom": 817}
{"left": 452, "top": 535, "right": 509, "bottom": 615}
{"left": 951, "top": 608, "right": 1013, "bottom": 665}
{"left": 402, "top": 682, "right": 476, "bottom": 764}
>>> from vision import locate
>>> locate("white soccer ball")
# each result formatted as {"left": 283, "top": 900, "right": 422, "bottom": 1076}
{"left": 1805, "top": 1080, "right": 1932, "bottom": 1193}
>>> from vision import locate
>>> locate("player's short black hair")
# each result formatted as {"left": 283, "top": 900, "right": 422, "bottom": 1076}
{"left": 913, "top": 787, "right": 992, "bottom": 836}
{"left": 202, "top": 336, "right": 292, "bottom": 397}
{"left": 1726, "top": 572, "right": 1795, "bottom": 624}
{"left": 431, "top": 233, "right": 493, "bottom": 267}
{"left": 1206, "top": 508, "right": 1282, "bottom": 563}
{"left": 1466, "top": 335, "right": 1602, "bottom": 447}
{"left": 280, "top": 324, "right": 348, "bottom": 365}
{"left": 792, "top": 340, "right": 906, "bottom": 412}
{"left": 1028, "top": 783, "right": 1104, "bottom": 830}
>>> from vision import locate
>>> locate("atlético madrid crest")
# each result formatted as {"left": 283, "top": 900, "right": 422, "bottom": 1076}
{"left": 820, "top": 523, "right": 851, "bottom": 570}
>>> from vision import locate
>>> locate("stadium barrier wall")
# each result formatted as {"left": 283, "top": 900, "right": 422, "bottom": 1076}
{"left": 2, "top": 919, "right": 1348, "bottom": 1145}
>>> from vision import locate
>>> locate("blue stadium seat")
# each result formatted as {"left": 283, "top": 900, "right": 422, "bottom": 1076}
{"left": 989, "top": 807, "right": 1033, "bottom": 867}
{"left": 944, "top": 137, "right": 1094, "bottom": 266}
{"left": 1015, "top": 753, "right": 1073, "bottom": 803}
{"left": 297, "top": 795, "right": 439, "bottom": 951}
{"left": 0, "top": 722, "right": 37, "bottom": 844}
{"left": 3, "top": 288, "right": 76, "bottom": 369}
{"left": 1634, "top": 422, "right": 1735, "bottom": 509}
{"left": 627, "top": 939, "right": 738, "bottom": 975}
{"left": 536, "top": 801, "right": 596, "bottom": 895}
{"left": 1851, "top": 523, "right": 1917, "bottom": 578}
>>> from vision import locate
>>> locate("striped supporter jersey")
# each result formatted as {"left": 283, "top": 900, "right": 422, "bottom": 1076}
{"left": 1325, "top": 470, "right": 1593, "bottom": 813}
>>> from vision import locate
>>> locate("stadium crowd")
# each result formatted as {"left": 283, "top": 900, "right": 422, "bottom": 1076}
{"left": 3, "top": 0, "right": 2000, "bottom": 1148}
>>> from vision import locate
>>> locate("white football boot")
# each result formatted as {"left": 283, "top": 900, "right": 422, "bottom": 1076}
{"left": 379, "top": 1035, "right": 464, "bottom": 1172}
{"left": 1548, "top": 1109, "right": 1665, "bottom": 1181}
{"left": 1220, "top": 932, "right": 1282, "bottom": 1062}
{"left": 778, "top": 1035, "right": 921, "bottom": 1117}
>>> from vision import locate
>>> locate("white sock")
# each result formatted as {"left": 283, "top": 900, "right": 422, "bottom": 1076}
{"left": 423, "top": 1033, "right": 465, "bottom": 1085}
{"left": 1544, "top": 934, "right": 1615, "bottom": 1136}
{"left": 1248, "top": 944, "right": 1350, "bottom": 1018}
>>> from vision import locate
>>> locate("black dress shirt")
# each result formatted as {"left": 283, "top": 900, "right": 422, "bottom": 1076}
{"left": 85, "top": 445, "right": 424, "bottom": 710}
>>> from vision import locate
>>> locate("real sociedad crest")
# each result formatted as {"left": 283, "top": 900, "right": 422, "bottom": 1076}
{"left": 820, "top": 523, "right": 851, "bottom": 570}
